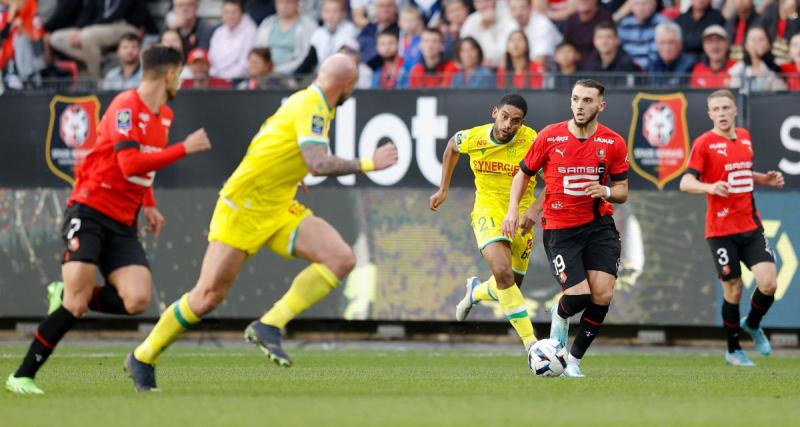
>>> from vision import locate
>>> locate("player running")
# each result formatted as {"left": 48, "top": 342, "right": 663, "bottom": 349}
{"left": 679, "top": 89, "right": 784, "bottom": 367}
{"left": 125, "top": 54, "right": 398, "bottom": 391}
{"left": 504, "top": 79, "right": 629, "bottom": 377}
{"left": 5, "top": 45, "right": 212, "bottom": 395}
{"left": 429, "top": 94, "right": 540, "bottom": 350}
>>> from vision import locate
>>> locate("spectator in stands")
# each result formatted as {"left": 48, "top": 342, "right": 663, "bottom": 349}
{"left": 311, "top": 0, "right": 358, "bottom": 65}
{"left": 161, "top": 29, "right": 187, "bottom": 56}
{"left": 209, "top": 0, "right": 257, "bottom": 80}
{"left": 237, "top": 47, "right": 289, "bottom": 90}
{"left": 372, "top": 28, "right": 405, "bottom": 88}
{"left": 246, "top": 0, "right": 276, "bottom": 25}
{"left": 460, "top": 0, "right": 514, "bottom": 66}
{"left": 590, "top": 21, "right": 640, "bottom": 73}
{"left": 618, "top": 0, "right": 668, "bottom": 70}
{"left": 407, "top": 27, "right": 458, "bottom": 88}
{"left": 506, "top": 0, "right": 563, "bottom": 64}
{"left": 450, "top": 36, "right": 493, "bottom": 88}
{"left": 726, "top": 0, "right": 760, "bottom": 61}
{"left": 443, "top": 0, "right": 470, "bottom": 58}
{"left": 351, "top": 0, "right": 376, "bottom": 28}
{"left": 760, "top": 0, "right": 800, "bottom": 64}
{"left": 781, "top": 32, "right": 800, "bottom": 89}
{"left": 398, "top": 5, "right": 424, "bottom": 72}
{"left": 563, "top": 0, "right": 614, "bottom": 69}
{"left": 548, "top": 41, "right": 582, "bottom": 88}
{"left": 675, "top": 0, "right": 726, "bottom": 59}
{"left": 730, "top": 25, "right": 788, "bottom": 91}
{"left": 102, "top": 33, "right": 141, "bottom": 90}
{"left": 534, "top": 0, "right": 576, "bottom": 23}
{"left": 358, "top": 0, "right": 398, "bottom": 69}
{"left": 496, "top": 29, "right": 545, "bottom": 88}
{"left": 43, "top": 0, "right": 82, "bottom": 35}
{"left": 690, "top": 24, "right": 737, "bottom": 88}
{"left": 338, "top": 39, "right": 374, "bottom": 88}
{"left": 408, "top": 0, "right": 444, "bottom": 27}
{"left": 182, "top": 47, "right": 233, "bottom": 89}
{"left": 255, "top": 0, "right": 317, "bottom": 76}
{"left": 48, "top": 0, "right": 139, "bottom": 79}
{"left": 167, "top": 0, "right": 215, "bottom": 52}
{"left": 648, "top": 21, "right": 696, "bottom": 85}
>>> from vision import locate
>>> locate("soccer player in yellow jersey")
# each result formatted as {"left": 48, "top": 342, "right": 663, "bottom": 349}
{"left": 125, "top": 54, "right": 398, "bottom": 391}
{"left": 429, "top": 94, "right": 541, "bottom": 350}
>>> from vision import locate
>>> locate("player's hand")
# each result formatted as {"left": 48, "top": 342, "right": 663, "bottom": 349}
{"left": 372, "top": 143, "right": 398, "bottom": 171}
{"left": 502, "top": 210, "right": 519, "bottom": 240}
{"left": 68, "top": 30, "right": 82, "bottom": 48}
{"left": 707, "top": 181, "right": 730, "bottom": 197}
{"left": 184, "top": 128, "right": 212, "bottom": 154}
{"left": 585, "top": 182, "right": 609, "bottom": 199}
{"left": 766, "top": 170, "right": 784, "bottom": 189}
{"left": 429, "top": 188, "right": 447, "bottom": 211}
{"left": 519, "top": 209, "right": 538, "bottom": 235}
{"left": 143, "top": 207, "right": 166, "bottom": 240}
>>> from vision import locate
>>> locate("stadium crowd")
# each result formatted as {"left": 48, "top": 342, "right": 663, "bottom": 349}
{"left": 0, "top": 0, "right": 798, "bottom": 91}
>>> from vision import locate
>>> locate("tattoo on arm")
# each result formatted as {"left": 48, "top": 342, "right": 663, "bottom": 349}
{"left": 301, "top": 144, "right": 362, "bottom": 177}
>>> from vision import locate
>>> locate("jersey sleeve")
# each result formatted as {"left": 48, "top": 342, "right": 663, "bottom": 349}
{"left": 686, "top": 138, "right": 707, "bottom": 178}
{"left": 453, "top": 129, "right": 470, "bottom": 154}
{"left": 143, "top": 187, "right": 156, "bottom": 207}
{"left": 107, "top": 103, "right": 143, "bottom": 147}
{"left": 296, "top": 97, "right": 332, "bottom": 147}
{"left": 609, "top": 137, "right": 629, "bottom": 181}
{"left": 520, "top": 129, "right": 547, "bottom": 176}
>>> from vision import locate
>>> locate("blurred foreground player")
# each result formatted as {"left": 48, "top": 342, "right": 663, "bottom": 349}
{"left": 126, "top": 54, "right": 398, "bottom": 391}
{"left": 505, "top": 79, "right": 629, "bottom": 377}
{"left": 680, "top": 89, "right": 784, "bottom": 367}
{"left": 5, "top": 45, "right": 212, "bottom": 395}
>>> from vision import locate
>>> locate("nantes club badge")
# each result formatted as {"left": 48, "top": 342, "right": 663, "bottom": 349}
{"left": 45, "top": 95, "right": 101, "bottom": 185}
{"left": 627, "top": 93, "right": 690, "bottom": 190}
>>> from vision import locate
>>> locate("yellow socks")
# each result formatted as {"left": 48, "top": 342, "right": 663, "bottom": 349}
{"left": 260, "top": 263, "right": 340, "bottom": 329}
{"left": 471, "top": 276, "right": 499, "bottom": 302}
{"left": 496, "top": 285, "right": 537, "bottom": 348}
{"left": 134, "top": 293, "right": 200, "bottom": 364}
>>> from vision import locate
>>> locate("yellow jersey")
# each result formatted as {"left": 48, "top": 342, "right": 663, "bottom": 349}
{"left": 455, "top": 124, "right": 538, "bottom": 211}
{"left": 220, "top": 84, "right": 335, "bottom": 212}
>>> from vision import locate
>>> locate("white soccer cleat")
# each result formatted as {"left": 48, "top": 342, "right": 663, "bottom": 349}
{"left": 455, "top": 277, "right": 481, "bottom": 321}
{"left": 550, "top": 307, "right": 569, "bottom": 348}
{"left": 563, "top": 361, "right": 585, "bottom": 378}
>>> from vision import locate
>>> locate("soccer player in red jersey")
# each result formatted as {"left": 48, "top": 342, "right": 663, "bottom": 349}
{"left": 504, "top": 79, "right": 629, "bottom": 377}
{"left": 680, "top": 90, "right": 784, "bottom": 367}
{"left": 5, "top": 45, "right": 212, "bottom": 395}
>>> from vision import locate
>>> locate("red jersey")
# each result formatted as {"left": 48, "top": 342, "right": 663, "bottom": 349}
{"left": 520, "top": 121, "right": 629, "bottom": 230}
{"left": 687, "top": 128, "right": 761, "bottom": 239}
{"left": 407, "top": 60, "right": 458, "bottom": 88}
{"left": 781, "top": 63, "right": 800, "bottom": 91}
{"left": 496, "top": 62, "right": 545, "bottom": 89}
{"left": 70, "top": 90, "right": 186, "bottom": 225}
{"left": 690, "top": 59, "right": 736, "bottom": 88}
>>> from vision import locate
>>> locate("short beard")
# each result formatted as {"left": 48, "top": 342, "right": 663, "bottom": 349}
{"left": 573, "top": 111, "right": 598, "bottom": 128}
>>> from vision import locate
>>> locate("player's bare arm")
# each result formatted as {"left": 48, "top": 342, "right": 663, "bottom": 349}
{"left": 585, "top": 179, "right": 628, "bottom": 203}
{"left": 301, "top": 142, "right": 398, "bottom": 177}
{"left": 502, "top": 170, "right": 533, "bottom": 239}
{"left": 519, "top": 187, "right": 543, "bottom": 235}
{"left": 753, "top": 170, "right": 785, "bottom": 188}
{"left": 680, "top": 174, "right": 730, "bottom": 197}
{"left": 429, "top": 136, "right": 460, "bottom": 211}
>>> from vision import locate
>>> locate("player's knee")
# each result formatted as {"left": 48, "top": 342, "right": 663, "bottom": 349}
{"left": 122, "top": 292, "right": 151, "bottom": 315}
{"left": 759, "top": 280, "right": 777, "bottom": 295}
{"left": 495, "top": 270, "right": 515, "bottom": 289}
{"left": 63, "top": 300, "right": 89, "bottom": 318}
{"left": 192, "top": 287, "right": 227, "bottom": 316}
{"left": 324, "top": 246, "right": 356, "bottom": 278}
{"left": 592, "top": 288, "right": 614, "bottom": 305}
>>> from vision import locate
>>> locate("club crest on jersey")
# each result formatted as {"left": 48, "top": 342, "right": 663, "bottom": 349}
{"left": 628, "top": 93, "right": 690, "bottom": 190}
{"left": 45, "top": 95, "right": 101, "bottom": 186}
{"left": 597, "top": 147, "right": 606, "bottom": 159}
{"left": 311, "top": 115, "right": 325, "bottom": 135}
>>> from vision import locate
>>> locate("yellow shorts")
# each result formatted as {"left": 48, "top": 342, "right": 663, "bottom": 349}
{"left": 208, "top": 197, "right": 313, "bottom": 257}
{"left": 471, "top": 205, "right": 535, "bottom": 276}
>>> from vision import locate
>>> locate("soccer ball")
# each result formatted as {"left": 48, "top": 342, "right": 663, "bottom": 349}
{"left": 527, "top": 338, "right": 567, "bottom": 377}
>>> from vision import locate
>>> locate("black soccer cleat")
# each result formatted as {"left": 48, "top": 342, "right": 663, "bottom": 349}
{"left": 244, "top": 321, "right": 293, "bottom": 367}
{"left": 124, "top": 353, "right": 160, "bottom": 392}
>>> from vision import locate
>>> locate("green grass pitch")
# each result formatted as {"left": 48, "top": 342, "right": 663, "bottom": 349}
{"left": 1, "top": 343, "right": 799, "bottom": 426}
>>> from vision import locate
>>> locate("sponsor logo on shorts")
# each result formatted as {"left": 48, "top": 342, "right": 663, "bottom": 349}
{"left": 721, "top": 265, "right": 731, "bottom": 276}
{"left": 68, "top": 236, "right": 80, "bottom": 252}
{"left": 559, "top": 271, "right": 568, "bottom": 284}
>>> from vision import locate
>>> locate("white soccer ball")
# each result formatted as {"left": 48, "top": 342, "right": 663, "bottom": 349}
{"left": 527, "top": 338, "right": 567, "bottom": 377}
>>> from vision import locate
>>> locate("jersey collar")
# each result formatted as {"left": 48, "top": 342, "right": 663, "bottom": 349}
{"left": 311, "top": 84, "right": 332, "bottom": 114}
{"left": 487, "top": 126, "right": 514, "bottom": 145}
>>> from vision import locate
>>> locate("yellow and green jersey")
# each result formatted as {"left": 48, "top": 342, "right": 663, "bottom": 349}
{"left": 220, "top": 84, "right": 335, "bottom": 212}
{"left": 454, "top": 123, "right": 538, "bottom": 212}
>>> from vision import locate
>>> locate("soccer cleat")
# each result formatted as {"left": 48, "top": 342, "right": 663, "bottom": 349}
{"left": 455, "top": 277, "right": 481, "bottom": 321}
{"left": 245, "top": 321, "right": 292, "bottom": 367}
{"left": 549, "top": 307, "right": 569, "bottom": 348}
{"left": 5, "top": 374, "right": 44, "bottom": 395}
{"left": 740, "top": 316, "right": 772, "bottom": 356}
{"left": 562, "top": 361, "right": 585, "bottom": 378}
{"left": 124, "top": 353, "right": 160, "bottom": 392}
{"left": 47, "top": 281, "right": 64, "bottom": 315}
{"left": 725, "top": 350, "right": 756, "bottom": 367}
